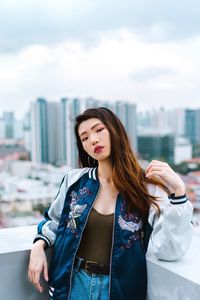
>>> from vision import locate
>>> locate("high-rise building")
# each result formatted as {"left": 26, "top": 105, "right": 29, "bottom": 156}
{"left": 114, "top": 101, "right": 137, "bottom": 153}
{"left": 167, "top": 108, "right": 185, "bottom": 138}
{"left": 31, "top": 98, "right": 48, "bottom": 163}
{"left": 31, "top": 97, "right": 78, "bottom": 167}
{"left": 0, "top": 112, "right": 24, "bottom": 141}
{"left": 23, "top": 111, "right": 31, "bottom": 152}
{"left": 185, "top": 109, "right": 200, "bottom": 145}
{"left": 138, "top": 130, "right": 174, "bottom": 163}
{"left": 3, "top": 112, "right": 15, "bottom": 139}
{"left": 66, "top": 98, "right": 81, "bottom": 168}
{"left": 84, "top": 97, "right": 99, "bottom": 109}
{"left": 59, "top": 98, "right": 68, "bottom": 164}
{"left": 14, "top": 120, "right": 23, "bottom": 140}
{"left": 174, "top": 137, "right": 192, "bottom": 164}
{"left": 0, "top": 118, "right": 5, "bottom": 139}
{"left": 47, "top": 101, "right": 62, "bottom": 164}
{"left": 31, "top": 98, "right": 63, "bottom": 165}
{"left": 138, "top": 108, "right": 186, "bottom": 139}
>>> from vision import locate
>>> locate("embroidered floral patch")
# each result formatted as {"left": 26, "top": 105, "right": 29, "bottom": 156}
{"left": 70, "top": 187, "right": 92, "bottom": 204}
{"left": 118, "top": 215, "right": 142, "bottom": 233}
{"left": 119, "top": 199, "right": 143, "bottom": 249}
{"left": 79, "top": 187, "right": 92, "bottom": 196}
{"left": 66, "top": 187, "right": 91, "bottom": 233}
{"left": 120, "top": 199, "right": 141, "bottom": 223}
{"left": 67, "top": 203, "right": 87, "bottom": 232}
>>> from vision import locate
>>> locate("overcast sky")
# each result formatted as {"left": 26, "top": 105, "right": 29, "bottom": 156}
{"left": 1, "top": 0, "right": 200, "bottom": 119}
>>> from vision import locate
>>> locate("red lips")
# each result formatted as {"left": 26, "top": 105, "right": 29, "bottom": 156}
{"left": 94, "top": 146, "right": 104, "bottom": 153}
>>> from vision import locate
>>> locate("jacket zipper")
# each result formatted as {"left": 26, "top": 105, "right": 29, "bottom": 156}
{"left": 108, "top": 194, "right": 118, "bottom": 299}
{"left": 67, "top": 183, "right": 101, "bottom": 300}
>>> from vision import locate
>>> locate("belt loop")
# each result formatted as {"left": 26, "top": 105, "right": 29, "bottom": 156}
{"left": 74, "top": 256, "right": 84, "bottom": 272}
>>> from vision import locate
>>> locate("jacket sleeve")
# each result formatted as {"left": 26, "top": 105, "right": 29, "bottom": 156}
{"left": 148, "top": 185, "right": 194, "bottom": 261}
{"left": 33, "top": 170, "right": 71, "bottom": 247}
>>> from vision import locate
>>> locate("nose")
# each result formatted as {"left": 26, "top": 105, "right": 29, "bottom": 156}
{"left": 90, "top": 133, "right": 99, "bottom": 145}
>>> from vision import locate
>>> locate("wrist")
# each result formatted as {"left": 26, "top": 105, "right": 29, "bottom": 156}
{"left": 33, "top": 239, "right": 46, "bottom": 249}
{"left": 174, "top": 184, "right": 186, "bottom": 197}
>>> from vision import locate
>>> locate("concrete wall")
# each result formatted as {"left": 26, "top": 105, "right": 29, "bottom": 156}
{"left": 0, "top": 226, "right": 50, "bottom": 300}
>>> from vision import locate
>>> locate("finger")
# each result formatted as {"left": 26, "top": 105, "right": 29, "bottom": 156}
{"left": 146, "top": 170, "right": 166, "bottom": 179}
{"left": 146, "top": 160, "right": 165, "bottom": 172}
{"left": 35, "top": 281, "right": 44, "bottom": 293}
{"left": 28, "top": 269, "right": 32, "bottom": 282}
{"left": 146, "top": 173, "right": 166, "bottom": 185}
{"left": 28, "top": 268, "right": 34, "bottom": 283}
{"left": 34, "top": 282, "right": 44, "bottom": 293}
{"left": 151, "top": 173, "right": 166, "bottom": 182}
{"left": 146, "top": 170, "right": 173, "bottom": 186}
{"left": 147, "top": 165, "right": 167, "bottom": 171}
{"left": 151, "top": 160, "right": 168, "bottom": 165}
{"left": 146, "top": 165, "right": 167, "bottom": 176}
{"left": 44, "top": 262, "right": 49, "bottom": 282}
{"left": 28, "top": 271, "right": 30, "bottom": 282}
{"left": 151, "top": 160, "right": 167, "bottom": 165}
{"left": 33, "top": 272, "right": 43, "bottom": 293}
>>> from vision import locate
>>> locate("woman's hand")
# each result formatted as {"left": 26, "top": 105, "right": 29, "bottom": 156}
{"left": 146, "top": 160, "right": 185, "bottom": 196}
{"left": 28, "top": 240, "right": 49, "bottom": 293}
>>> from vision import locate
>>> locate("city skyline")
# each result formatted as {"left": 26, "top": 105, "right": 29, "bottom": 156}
{"left": 0, "top": 97, "right": 200, "bottom": 120}
{"left": 1, "top": 1, "right": 200, "bottom": 118}
{"left": 1, "top": 97, "right": 199, "bottom": 167}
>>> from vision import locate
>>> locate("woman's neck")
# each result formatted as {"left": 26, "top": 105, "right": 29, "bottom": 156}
{"left": 97, "top": 159, "right": 113, "bottom": 183}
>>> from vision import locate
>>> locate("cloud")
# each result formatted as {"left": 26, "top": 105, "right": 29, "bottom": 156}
{"left": 131, "top": 67, "right": 176, "bottom": 83}
{"left": 1, "top": 0, "right": 200, "bottom": 52}
{"left": 0, "top": 30, "right": 200, "bottom": 119}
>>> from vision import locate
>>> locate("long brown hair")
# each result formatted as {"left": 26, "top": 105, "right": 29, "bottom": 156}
{"left": 74, "top": 107, "right": 169, "bottom": 223}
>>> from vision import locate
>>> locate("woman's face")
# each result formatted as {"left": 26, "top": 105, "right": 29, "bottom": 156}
{"left": 78, "top": 118, "right": 111, "bottom": 161}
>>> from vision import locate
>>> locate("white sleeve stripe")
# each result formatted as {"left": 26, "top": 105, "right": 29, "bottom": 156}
{"left": 49, "top": 289, "right": 53, "bottom": 297}
{"left": 170, "top": 198, "right": 187, "bottom": 204}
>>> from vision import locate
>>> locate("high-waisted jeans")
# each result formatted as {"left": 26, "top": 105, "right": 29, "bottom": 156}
{"left": 69, "top": 257, "right": 109, "bottom": 300}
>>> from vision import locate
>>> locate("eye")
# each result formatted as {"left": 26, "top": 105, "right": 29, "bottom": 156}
{"left": 81, "top": 137, "right": 88, "bottom": 142}
{"left": 97, "top": 127, "right": 104, "bottom": 132}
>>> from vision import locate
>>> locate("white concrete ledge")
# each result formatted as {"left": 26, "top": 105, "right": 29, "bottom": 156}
{"left": 0, "top": 226, "right": 199, "bottom": 300}
{"left": 146, "top": 232, "right": 200, "bottom": 300}
{"left": 0, "top": 226, "right": 50, "bottom": 300}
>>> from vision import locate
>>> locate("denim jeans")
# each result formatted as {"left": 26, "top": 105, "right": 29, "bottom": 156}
{"left": 69, "top": 257, "right": 109, "bottom": 300}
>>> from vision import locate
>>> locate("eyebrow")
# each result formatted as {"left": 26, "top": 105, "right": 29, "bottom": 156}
{"left": 79, "top": 122, "right": 103, "bottom": 137}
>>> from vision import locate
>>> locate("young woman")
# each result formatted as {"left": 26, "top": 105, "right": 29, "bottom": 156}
{"left": 28, "top": 107, "right": 193, "bottom": 300}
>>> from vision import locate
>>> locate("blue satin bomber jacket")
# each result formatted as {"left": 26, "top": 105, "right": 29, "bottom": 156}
{"left": 34, "top": 167, "right": 194, "bottom": 300}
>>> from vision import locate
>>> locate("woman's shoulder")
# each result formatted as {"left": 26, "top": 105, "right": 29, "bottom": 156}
{"left": 64, "top": 167, "right": 93, "bottom": 186}
{"left": 66, "top": 167, "right": 92, "bottom": 177}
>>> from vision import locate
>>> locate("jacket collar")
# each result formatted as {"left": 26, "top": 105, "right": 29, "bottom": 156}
{"left": 88, "top": 167, "right": 98, "bottom": 181}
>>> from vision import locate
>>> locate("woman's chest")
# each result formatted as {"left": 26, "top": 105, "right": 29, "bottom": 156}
{"left": 93, "top": 184, "right": 119, "bottom": 215}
